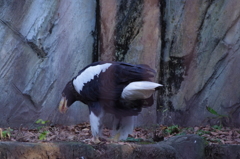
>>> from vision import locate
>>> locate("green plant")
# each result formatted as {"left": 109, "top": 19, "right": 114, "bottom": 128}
{"left": 35, "top": 119, "right": 49, "bottom": 130}
{"left": 38, "top": 130, "right": 49, "bottom": 140}
{"left": 212, "top": 125, "right": 222, "bottom": 130}
{"left": 35, "top": 119, "right": 49, "bottom": 125}
{"left": 35, "top": 119, "right": 50, "bottom": 140}
{"left": 196, "top": 130, "right": 210, "bottom": 136}
{"left": 176, "top": 131, "right": 186, "bottom": 136}
{"left": 206, "top": 106, "right": 228, "bottom": 126}
{"left": 164, "top": 125, "right": 179, "bottom": 135}
{"left": 0, "top": 128, "right": 13, "bottom": 139}
{"left": 206, "top": 106, "right": 227, "bottom": 117}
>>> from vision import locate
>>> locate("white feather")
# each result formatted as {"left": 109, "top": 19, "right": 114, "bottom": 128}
{"left": 112, "top": 116, "right": 134, "bottom": 140}
{"left": 121, "top": 81, "right": 162, "bottom": 100}
{"left": 89, "top": 112, "right": 100, "bottom": 136}
{"left": 89, "top": 110, "right": 104, "bottom": 137}
{"left": 73, "top": 63, "right": 112, "bottom": 92}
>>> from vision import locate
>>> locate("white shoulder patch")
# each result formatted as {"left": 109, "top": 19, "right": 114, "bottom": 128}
{"left": 73, "top": 63, "right": 112, "bottom": 92}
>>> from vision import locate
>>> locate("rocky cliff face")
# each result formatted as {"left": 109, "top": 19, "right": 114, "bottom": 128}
{"left": 99, "top": 0, "right": 161, "bottom": 126}
{"left": 0, "top": 0, "right": 240, "bottom": 128}
{"left": 0, "top": 0, "right": 96, "bottom": 127}
{"left": 158, "top": 0, "right": 240, "bottom": 127}
{"left": 98, "top": 0, "right": 240, "bottom": 127}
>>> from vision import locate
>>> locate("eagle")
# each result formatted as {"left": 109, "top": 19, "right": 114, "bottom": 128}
{"left": 58, "top": 61, "right": 162, "bottom": 143}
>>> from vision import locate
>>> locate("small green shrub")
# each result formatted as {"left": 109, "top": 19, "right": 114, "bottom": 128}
{"left": 35, "top": 119, "right": 50, "bottom": 140}
{"left": 164, "top": 125, "right": 179, "bottom": 135}
{"left": 0, "top": 128, "right": 13, "bottom": 139}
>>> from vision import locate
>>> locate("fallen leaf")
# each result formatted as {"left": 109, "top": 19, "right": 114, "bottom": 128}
{"left": 194, "top": 127, "right": 199, "bottom": 132}
{"left": 210, "top": 132, "right": 218, "bottom": 136}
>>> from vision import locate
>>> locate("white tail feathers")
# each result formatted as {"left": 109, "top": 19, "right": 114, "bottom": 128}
{"left": 121, "top": 81, "right": 162, "bottom": 100}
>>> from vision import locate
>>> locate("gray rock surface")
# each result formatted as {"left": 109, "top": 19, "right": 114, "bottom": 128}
{"left": 1, "top": 134, "right": 239, "bottom": 159}
{"left": 1, "top": 0, "right": 240, "bottom": 129}
{"left": 0, "top": 0, "right": 95, "bottom": 127}
{"left": 98, "top": 0, "right": 240, "bottom": 127}
{"left": 0, "top": 135, "right": 206, "bottom": 159}
{"left": 99, "top": 0, "right": 161, "bottom": 127}
{"left": 205, "top": 144, "right": 240, "bottom": 159}
{"left": 157, "top": 0, "right": 240, "bottom": 127}
{"left": 166, "top": 135, "right": 205, "bottom": 159}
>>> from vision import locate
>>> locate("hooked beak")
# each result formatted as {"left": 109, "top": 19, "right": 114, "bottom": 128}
{"left": 58, "top": 96, "right": 68, "bottom": 114}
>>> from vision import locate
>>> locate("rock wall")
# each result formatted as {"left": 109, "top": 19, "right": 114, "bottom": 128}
{"left": 98, "top": 0, "right": 240, "bottom": 127}
{"left": 0, "top": 0, "right": 96, "bottom": 127}
{"left": 99, "top": 0, "right": 161, "bottom": 127}
{"left": 158, "top": 0, "right": 240, "bottom": 127}
{"left": 1, "top": 0, "right": 240, "bottom": 128}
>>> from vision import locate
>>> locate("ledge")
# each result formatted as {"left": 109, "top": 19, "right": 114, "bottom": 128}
{"left": 0, "top": 135, "right": 238, "bottom": 159}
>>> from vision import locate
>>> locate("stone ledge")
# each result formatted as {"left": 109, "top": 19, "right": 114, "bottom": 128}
{"left": 205, "top": 144, "right": 240, "bottom": 159}
{"left": 0, "top": 135, "right": 238, "bottom": 159}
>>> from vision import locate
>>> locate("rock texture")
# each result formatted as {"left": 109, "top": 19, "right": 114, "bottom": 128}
{"left": 1, "top": 0, "right": 240, "bottom": 129}
{"left": 99, "top": 0, "right": 161, "bottom": 127}
{"left": 157, "top": 0, "right": 240, "bottom": 127}
{"left": 0, "top": 135, "right": 206, "bottom": 159}
{"left": 98, "top": 0, "right": 240, "bottom": 127}
{"left": 0, "top": 0, "right": 96, "bottom": 127}
{"left": 205, "top": 144, "right": 240, "bottom": 159}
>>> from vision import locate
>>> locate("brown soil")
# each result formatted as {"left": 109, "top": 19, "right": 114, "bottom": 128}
{"left": 1, "top": 123, "right": 240, "bottom": 145}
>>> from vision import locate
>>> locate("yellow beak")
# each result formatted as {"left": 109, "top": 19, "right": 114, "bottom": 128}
{"left": 58, "top": 96, "right": 68, "bottom": 114}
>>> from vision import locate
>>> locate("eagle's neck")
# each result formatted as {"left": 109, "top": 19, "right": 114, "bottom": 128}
{"left": 69, "top": 80, "right": 83, "bottom": 101}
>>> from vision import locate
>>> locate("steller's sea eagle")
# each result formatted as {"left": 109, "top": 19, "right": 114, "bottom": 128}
{"left": 58, "top": 61, "right": 162, "bottom": 143}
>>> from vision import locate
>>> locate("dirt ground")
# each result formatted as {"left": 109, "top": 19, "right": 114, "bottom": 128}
{"left": 1, "top": 122, "right": 240, "bottom": 145}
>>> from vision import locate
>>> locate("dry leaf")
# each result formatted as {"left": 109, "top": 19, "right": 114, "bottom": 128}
{"left": 194, "top": 127, "right": 199, "bottom": 132}
{"left": 210, "top": 132, "right": 218, "bottom": 136}
{"left": 224, "top": 140, "right": 235, "bottom": 144}
{"left": 82, "top": 128, "right": 89, "bottom": 132}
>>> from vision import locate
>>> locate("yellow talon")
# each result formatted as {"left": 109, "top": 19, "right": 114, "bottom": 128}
{"left": 112, "top": 133, "right": 120, "bottom": 142}
{"left": 92, "top": 136, "right": 101, "bottom": 144}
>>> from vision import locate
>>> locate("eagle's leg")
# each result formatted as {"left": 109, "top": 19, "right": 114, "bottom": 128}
{"left": 89, "top": 111, "right": 103, "bottom": 143}
{"left": 92, "top": 136, "right": 101, "bottom": 143}
{"left": 111, "top": 116, "right": 134, "bottom": 142}
{"left": 89, "top": 103, "right": 104, "bottom": 143}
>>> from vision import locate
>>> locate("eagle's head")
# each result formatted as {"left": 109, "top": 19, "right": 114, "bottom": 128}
{"left": 58, "top": 81, "right": 77, "bottom": 114}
